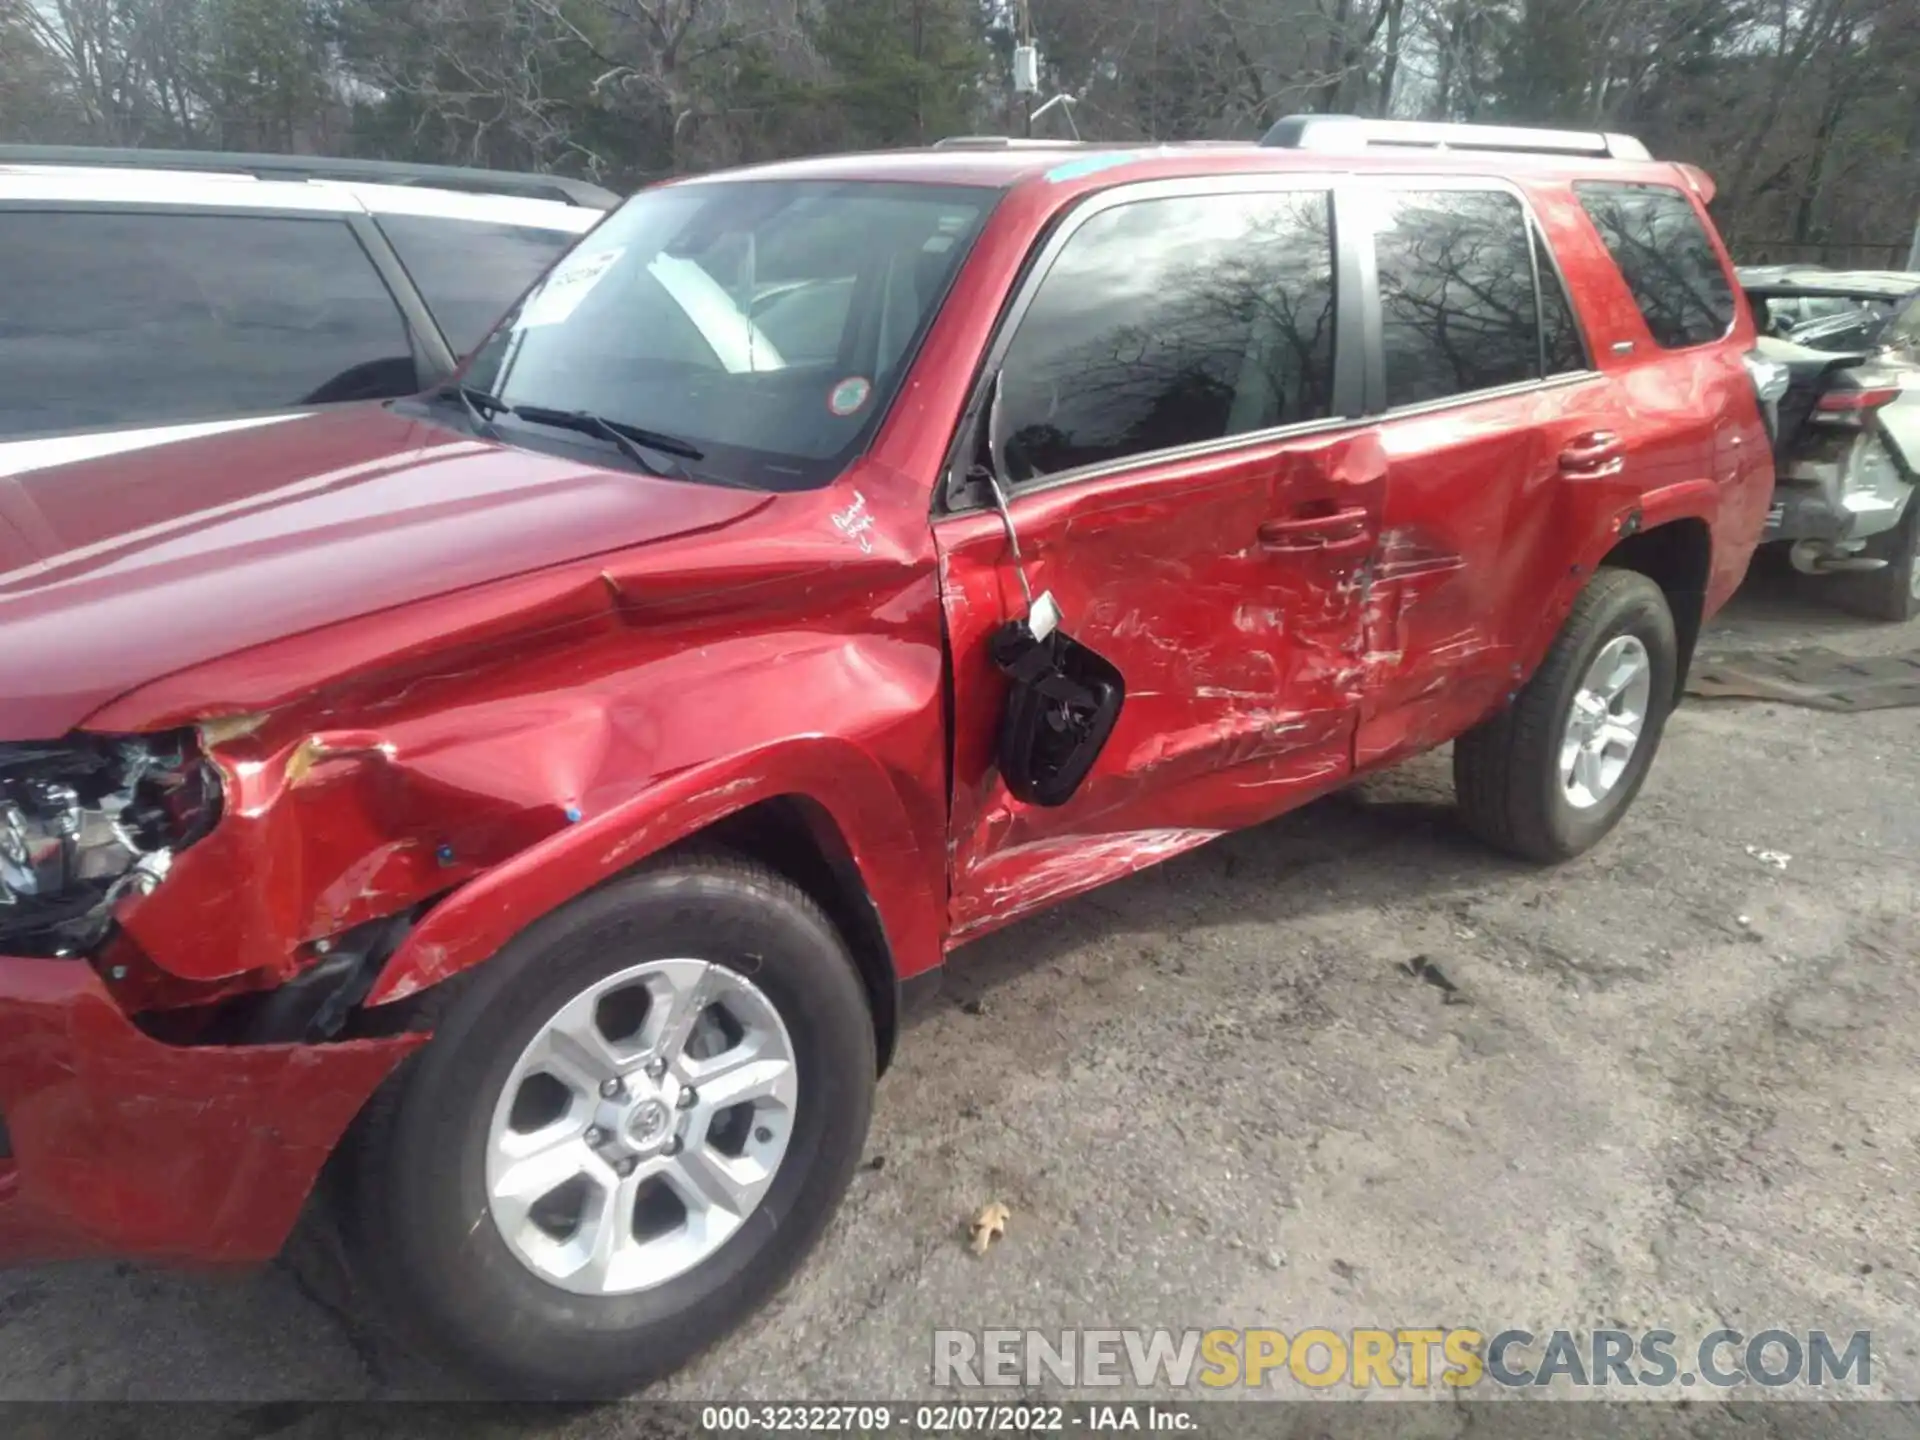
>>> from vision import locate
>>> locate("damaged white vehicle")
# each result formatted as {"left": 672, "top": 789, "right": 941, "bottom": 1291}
{"left": 1742, "top": 267, "right": 1920, "bottom": 621}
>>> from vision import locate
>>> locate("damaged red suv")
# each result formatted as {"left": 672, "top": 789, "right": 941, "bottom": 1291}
{"left": 0, "top": 119, "right": 1775, "bottom": 1396}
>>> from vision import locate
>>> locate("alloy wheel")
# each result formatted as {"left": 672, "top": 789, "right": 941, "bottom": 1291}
{"left": 484, "top": 958, "right": 798, "bottom": 1296}
{"left": 1559, "top": 634, "right": 1652, "bottom": 810}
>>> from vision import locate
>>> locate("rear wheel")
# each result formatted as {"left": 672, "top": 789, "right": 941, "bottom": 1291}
{"left": 1454, "top": 568, "right": 1678, "bottom": 862}
{"left": 346, "top": 855, "right": 875, "bottom": 1398}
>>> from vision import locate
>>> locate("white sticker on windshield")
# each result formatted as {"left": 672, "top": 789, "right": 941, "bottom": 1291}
{"left": 517, "top": 247, "right": 624, "bottom": 328}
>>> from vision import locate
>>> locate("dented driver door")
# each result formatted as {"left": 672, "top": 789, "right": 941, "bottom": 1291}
{"left": 933, "top": 179, "right": 1379, "bottom": 942}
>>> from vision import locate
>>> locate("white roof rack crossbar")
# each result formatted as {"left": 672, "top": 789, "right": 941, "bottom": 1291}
{"left": 931, "top": 136, "right": 1089, "bottom": 150}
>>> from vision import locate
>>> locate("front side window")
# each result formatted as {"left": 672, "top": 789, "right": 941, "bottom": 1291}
{"left": 1575, "top": 181, "right": 1736, "bottom": 350}
{"left": 1373, "top": 189, "right": 1541, "bottom": 408}
{"left": 0, "top": 210, "right": 415, "bottom": 440}
{"left": 460, "top": 180, "right": 994, "bottom": 491}
{"left": 376, "top": 215, "right": 582, "bottom": 358}
{"left": 993, "top": 189, "right": 1337, "bottom": 483}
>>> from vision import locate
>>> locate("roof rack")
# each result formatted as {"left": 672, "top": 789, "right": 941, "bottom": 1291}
{"left": 931, "top": 136, "right": 1089, "bottom": 150}
{"left": 0, "top": 144, "right": 622, "bottom": 208}
{"left": 1260, "top": 115, "right": 1651, "bottom": 162}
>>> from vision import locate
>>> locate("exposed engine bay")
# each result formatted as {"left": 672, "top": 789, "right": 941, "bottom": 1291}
{"left": 0, "top": 733, "right": 220, "bottom": 956}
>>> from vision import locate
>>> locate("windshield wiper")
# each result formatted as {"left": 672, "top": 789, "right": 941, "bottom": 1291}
{"left": 434, "top": 382, "right": 510, "bottom": 440}
{"left": 435, "top": 392, "right": 750, "bottom": 488}
{"left": 513, "top": 405, "right": 706, "bottom": 466}
{"left": 513, "top": 408, "right": 671, "bottom": 477}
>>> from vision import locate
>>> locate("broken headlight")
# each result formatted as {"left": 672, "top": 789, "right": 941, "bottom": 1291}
{"left": 0, "top": 732, "right": 221, "bottom": 955}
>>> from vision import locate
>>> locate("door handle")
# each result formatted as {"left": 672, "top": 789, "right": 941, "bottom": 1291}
{"left": 1257, "top": 506, "right": 1371, "bottom": 553}
{"left": 1559, "top": 430, "right": 1625, "bottom": 477}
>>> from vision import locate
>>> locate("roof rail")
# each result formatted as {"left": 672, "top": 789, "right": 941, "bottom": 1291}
{"left": 931, "top": 136, "right": 1089, "bottom": 150}
{"left": 0, "top": 144, "right": 622, "bottom": 208}
{"left": 1260, "top": 115, "right": 1651, "bottom": 162}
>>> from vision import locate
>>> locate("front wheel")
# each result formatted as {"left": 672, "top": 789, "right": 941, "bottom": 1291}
{"left": 345, "top": 855, "right": 876, "bottom": 1397}
{"left": 1454, "top": 568, "right": 1678, "bottom": 862}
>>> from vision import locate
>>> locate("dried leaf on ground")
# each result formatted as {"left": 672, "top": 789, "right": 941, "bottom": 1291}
{"left": 969, "top": 1201, "right": 1010, "bottom": 1255}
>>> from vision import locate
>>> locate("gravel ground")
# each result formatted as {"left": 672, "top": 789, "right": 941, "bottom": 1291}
{"left": 3, "top": 561, "right": 1917, "bottom": 1423}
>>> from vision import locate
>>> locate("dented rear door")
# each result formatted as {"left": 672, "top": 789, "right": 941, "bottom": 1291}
{"left": 933, "top": 178, "right": 1379, "bottom": 942}
{"left": 1349, "top": 182, "right": 1595, "bottom": 769}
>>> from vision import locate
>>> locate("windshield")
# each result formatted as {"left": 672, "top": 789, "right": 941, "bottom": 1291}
{"left": 460, "top": 179, "right": 996, "bottom": 490}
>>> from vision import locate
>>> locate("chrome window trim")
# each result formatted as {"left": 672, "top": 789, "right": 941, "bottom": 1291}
{"left": 1371, "top": 369, "right": 1604, "bottom": 426}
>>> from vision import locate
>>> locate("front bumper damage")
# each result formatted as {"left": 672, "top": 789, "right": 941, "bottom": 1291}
{"left": 0, "top": 954, "right": 420, "bottom": 1265}
{"left": 0, "top": 626, "right": 638, "bottom": 1265}
{"left": 0, "top": 728, "right": 424, "bottom": 1266}
{"left": 0, "top": 556, "right": 876, "bottom": 1268}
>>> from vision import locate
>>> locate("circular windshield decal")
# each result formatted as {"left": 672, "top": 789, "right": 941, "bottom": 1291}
{"left": 828, "top": 377, "right": 872, "bottom": 417}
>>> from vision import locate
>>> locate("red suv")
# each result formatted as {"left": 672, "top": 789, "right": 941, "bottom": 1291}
{"left": 0, "top": 119, "right": 1774, "bottom": 1396}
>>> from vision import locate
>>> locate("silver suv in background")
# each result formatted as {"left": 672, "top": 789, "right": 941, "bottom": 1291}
{"left": 0, "top": 147, "right": 614, "bottom": 481}
{"left": 1742, "top": 266, "right": 1920, "bottom": 621}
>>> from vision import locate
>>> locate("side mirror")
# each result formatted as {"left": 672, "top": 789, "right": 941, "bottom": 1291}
{"left": 975, "top": 366, "right": 1126, "bottom": 807}
{"left": 989, "top": 616, "right": 1125, "bottom": 807}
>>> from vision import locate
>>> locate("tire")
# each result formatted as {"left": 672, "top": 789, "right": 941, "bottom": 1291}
{"left": 1833, "top": 495, "right": 1919, "bottom": 623}
{"left": 344, "top": 853, "right": 876, "bottom": 1398}
{"left": 1454, "top": 568, "right": 1678, "bottom": 862}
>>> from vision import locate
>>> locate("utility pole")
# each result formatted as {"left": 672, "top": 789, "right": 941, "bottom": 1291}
{"left": 1012, "top": 0, "right": 1038, "bottom": 138}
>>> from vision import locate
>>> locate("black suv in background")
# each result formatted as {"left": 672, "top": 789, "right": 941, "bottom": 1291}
{"left": 0, "top": 147, "right": 615, "bottom": 480}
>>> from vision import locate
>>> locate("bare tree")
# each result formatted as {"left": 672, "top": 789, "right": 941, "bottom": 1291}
{"left": 3, "top": 0, "right": 1916, "bottom": 260}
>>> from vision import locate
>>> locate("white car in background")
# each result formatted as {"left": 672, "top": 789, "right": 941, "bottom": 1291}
{"left": 1742, "top": 265, "right": 1920, "bottom": 621}
{"left": 0, "top": 147, "right": 616, "bottom": 482}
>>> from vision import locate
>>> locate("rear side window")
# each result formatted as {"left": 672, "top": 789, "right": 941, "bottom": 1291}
{"left": 0, "top": 210, "right": 414, "bottom": 439}
{"left": 1372, "top": 190, "right": 1540, "bottom": 407}
{"left": 376, "top": 215, "right": 579, "bottom": 357}
{"left": 1575, "top": 182, "right": 1736, "bottom": 349}
{"left": 995, "top": 189, "right": 1337, "bottom": 482}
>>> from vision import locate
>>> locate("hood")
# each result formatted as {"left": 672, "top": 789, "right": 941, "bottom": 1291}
{"left": 0, "top": 406, "right": 771, "bottom": 740}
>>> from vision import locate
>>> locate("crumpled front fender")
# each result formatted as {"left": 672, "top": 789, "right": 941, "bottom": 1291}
{"left": 365, "top": 735, "right": 940, "bottom": 1007}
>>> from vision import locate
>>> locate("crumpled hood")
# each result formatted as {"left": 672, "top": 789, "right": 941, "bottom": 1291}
{"left": 0, "top": 406, "right": 770, "bottom": 740}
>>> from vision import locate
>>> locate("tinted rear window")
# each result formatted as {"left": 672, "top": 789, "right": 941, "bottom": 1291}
{"left": 0, "top": 210, "right": 414, "bottom": 439}
{"left": 1575, "top": 182, "right": 1736, "bottom": 349}
{"left": 376, "top": 214, "right": 580, "bottom": 357}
